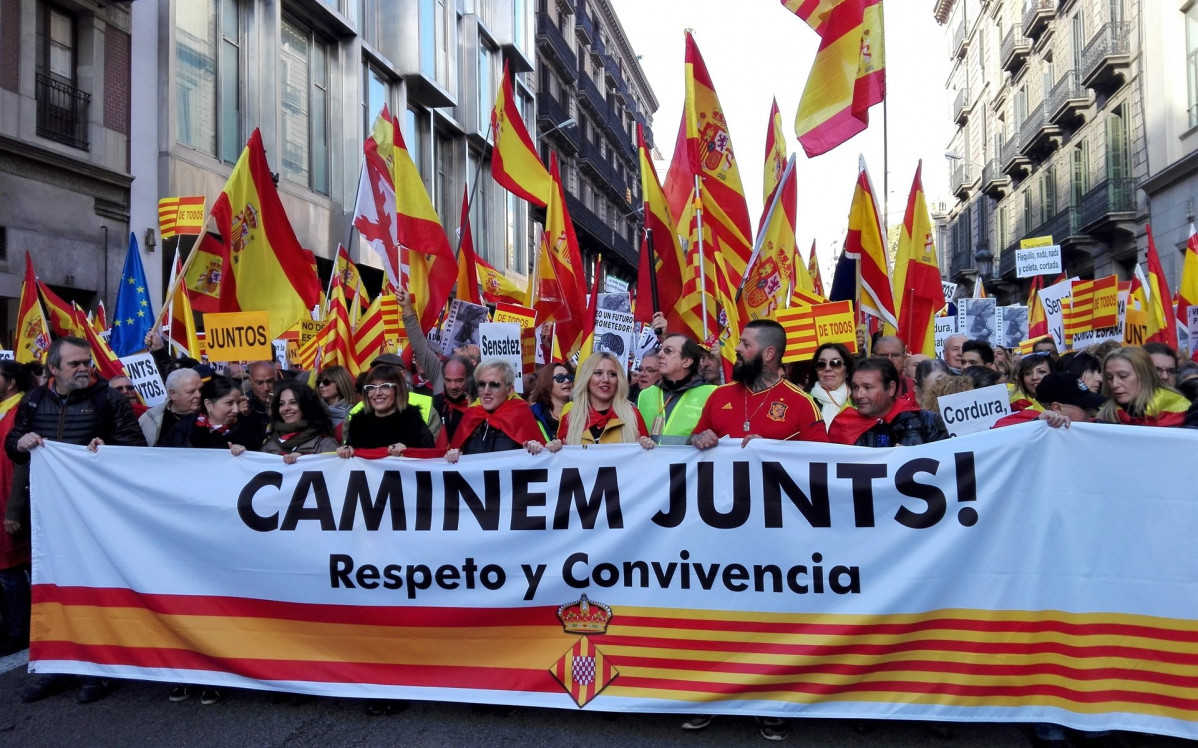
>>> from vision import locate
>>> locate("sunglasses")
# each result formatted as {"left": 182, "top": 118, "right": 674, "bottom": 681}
{"left": 113, "top": 385, "right": 137, "bottom": 392}
{"left": 318, "top": 378, "right": 334, "bottom": 386}
{"left": 478, "top": 380, "right": 506, "bottom": 390}
{"left": 553, "top": 373, "right": 574, "bottom": 383}
{"left": 814, "top": 358, "right": 845, "bottom": 370}
{"left": 363, "top": 383, "right": 397, "bottom": 393}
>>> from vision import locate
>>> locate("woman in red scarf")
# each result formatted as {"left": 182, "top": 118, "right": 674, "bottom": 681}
{"left": 446, "top": 359, "right": 546, "bottom": 463}
{"left": 552, "top": 352, "right": 654, "bottom": 449}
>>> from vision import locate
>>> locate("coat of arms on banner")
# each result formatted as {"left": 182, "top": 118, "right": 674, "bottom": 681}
{"left": 549, "top": 595, "right": 618, "bottom": 707}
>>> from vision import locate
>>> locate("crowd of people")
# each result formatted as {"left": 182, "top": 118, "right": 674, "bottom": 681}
{"left": 1, "top": 305, "right": 1194, "bottom": 744}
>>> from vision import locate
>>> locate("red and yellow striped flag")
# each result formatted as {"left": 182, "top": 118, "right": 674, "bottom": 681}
{"left": 180, "top": 129, "right": 321, "bottom": 337}
{"left": 528, "top": 154, "right": 587, "bottom": 357}
{"left": 490, "top": 61, "right": 552, "bottom": 208}
{"left": 789, "top": 0, "right": 886, "bottom": 157}
{"left": 15, "top": 253, "right": 50, "bottom": 363}
{"left": 891, "top": 162, "right": 943, "bottom": 356}
{"left": 314, "top": 270, "right": 354, "bottom": 372}
{"left": 776, "top": 306, "right": 819, "bottom": 362}
{"left": 157, "top": 196, "right": 205, "bottom": 240}
{"left": 549, "top": 636, "right": 617, "bottom": 708}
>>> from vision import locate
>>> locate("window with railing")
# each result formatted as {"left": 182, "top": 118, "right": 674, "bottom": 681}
{"left": 1188, "top": 6, "right": 1198, "bottom": 128}
{"left": 280, "top": 17, "right": 330, "bottom": 195}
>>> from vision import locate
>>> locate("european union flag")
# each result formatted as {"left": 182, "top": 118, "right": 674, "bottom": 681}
{"left": 110, "top": 232, "right": 154, "bottom": 357}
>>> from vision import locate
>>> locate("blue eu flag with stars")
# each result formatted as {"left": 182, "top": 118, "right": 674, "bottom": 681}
{"left": 110, "top": 232, "right": 154, "bottom": 357}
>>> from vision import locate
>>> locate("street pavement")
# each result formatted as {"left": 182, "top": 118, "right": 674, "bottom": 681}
{"left": 1, "top": 650, "right": 1193, "bottom": 748}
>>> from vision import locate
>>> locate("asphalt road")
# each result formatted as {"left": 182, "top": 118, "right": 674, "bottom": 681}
{"left": 1, "top": 651, "right": 1192, "bottom": 748}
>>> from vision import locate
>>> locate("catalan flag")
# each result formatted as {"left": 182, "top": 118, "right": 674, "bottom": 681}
{"left": 157, "top": 196, "right": 205, "bottom": 240}
{"left": 180, "top": 129, "right": 321, "bottom": 337}
{"left": 789, "top": 0, "right": 886, "bottom": 157}
{"left": 313, "top": 268, "right": 354, "bottom": 372}
{"left": 490, "top": 61, "right": 552, "bottom": 208}
{"left": 15, "top": 253, "right": 50, "bottom": 364}
{"left": 776, "top": 306, "right": 819, "bottom": 362}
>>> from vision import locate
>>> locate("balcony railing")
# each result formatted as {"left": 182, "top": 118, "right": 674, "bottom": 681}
{"left": 1001, "top": 27, "right": 1031, "bottom": 73}
{"left": 537, "top": 90, "right": 580, "bottom": 153}
{"left": 954, "top": 87, "right": 972, "bottom": 125}
{"left": 579, "top": 139, "right": 615, "bottom": 185}
{"left": 1001, "top": 133, "right": 1031, "bottom": 177}
{"left": 981, "top": 159, "right": 1010, "bottom": 197}
{"left": 536, "top": 12, "right": 577, "bottom": 81}
{"left": 999, "top": 238, "right": 1020, "bottom": 278}
{"left": 575, "top": 4, "right": 594, "bottom": 43}
{"left": 1047, "top": 70, "right": 1089, "bottom": 127}
{"left": 1045, "top": 205, "right": 1080, "bottom": 243}
{"left": 565, "top": 193, "right": 637, "bottom": 269}
{"left": 1022, "top": 0, "right": 1056, "bottom": 40}
{"left": 36, "top": 73, "right": 90, "bottom": 150}
{"left": 1019, "top": 102, "right": 1060, "bottom": 157}
{"left": 578, "top": 70, "right": 606, "bottom": 114}
{"left": 1081, "top": 21, "right": 1131, "bottom": 92}
{"left": 951, "top": 162, "right": 975, "bottom": 198}
{"left": 951, "top": 16, "right": 967, "bottom": 58}
{"left": 1079, "top": 178, "right": 1136, "bottom": 230}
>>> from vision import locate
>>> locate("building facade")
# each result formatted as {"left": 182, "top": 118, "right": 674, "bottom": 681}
{"left": 534, "top": 0, "right": 657, "bottom": 281}
{"left": 934, "top": 0, "right": 1146, "bottom": 302}
{"left": 0, "top": 0, "right": 134, "bottom": 341}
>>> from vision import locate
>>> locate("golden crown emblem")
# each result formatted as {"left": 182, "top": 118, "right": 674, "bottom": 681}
{"left": 556, "top": 594, "right": 612, "bottom": 635}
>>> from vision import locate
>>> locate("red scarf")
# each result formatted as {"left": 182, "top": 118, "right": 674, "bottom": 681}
{"left": 350, "top": 446, "right": 447, "bottom": 460}
{"left": 450, "top": 396, "right": 546, "bottom": 449}
{"left": 1114, "top": 409, "right": 1186, "bottom": 428}
{"left": 194, "top": 414, "right": 232, "bottom": 435}
{"left": 827, "top": 397, "right": 921, "bottom": 445}
{"left": 993, "top": 409, "right": 1041, "bottom": 428}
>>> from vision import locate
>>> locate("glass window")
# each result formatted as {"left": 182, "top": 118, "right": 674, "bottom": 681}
{"left": 364, "top": 63, "right": 390, "bottom": 138}
{"left": 1188, "top": 7, "right": 1198, "bottom": 127}
{"left": 1071, "top": 140, "right": 1090, "bottom": 205}
{"left": 477, "top": 41, "right": 495, "bottom": 135}
{"left": 47, "top": 7, "right": 74, "bottom": 82}
{"left": 175, "top": 0, "right": 241, "bottom": 161}
{"left": 280, "top": 18, "right": 330, "bottom": 194}
{"left": 1041, "top": 164, "right": 1056, "bottom": 224}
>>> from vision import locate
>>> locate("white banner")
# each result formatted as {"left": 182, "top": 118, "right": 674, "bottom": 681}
{"left": 27, "top": 429, "right": 1198, "bottom": 738}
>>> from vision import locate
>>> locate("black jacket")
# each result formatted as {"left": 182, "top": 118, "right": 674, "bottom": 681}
{"left": 5, "top": 379, "right": 147, "bottom": 463}
{"left": 854, "top": 410, "right": 949, "bottom": 448}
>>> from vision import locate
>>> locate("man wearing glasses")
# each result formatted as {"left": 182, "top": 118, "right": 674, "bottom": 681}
{"left": 636, "top": 334, "right": 714, "bottom": 445}
{"left": 4, "top": 337, "right": 146, "bottom": 705}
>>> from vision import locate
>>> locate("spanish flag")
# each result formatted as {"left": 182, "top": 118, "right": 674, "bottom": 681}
{"left": 1176, "top": 223, "right": 1198, "bottom": 356}
{"left": 75, "top": 302, "right": 128, "bottom": 382}
{"left": 891, "top": 162, "right": 943, "bottom": 356}
{"left": 808, "top": 241, "right": 826, "bottom": 298}
{"left": 667, "top": 32, "right": 755, "bottom": 282}
{"left": 389, "top": 113, "right": 458, "bottom": 333}
{"left": 37, "top": 280, "right": 83, "bottom": 338}
{"left": 477, "top": 258, "right": 526, "bottom": 306}
{"left": 844, "top": 157, "right": 897, "bottom": 327}
{"left": 635, "top": 124, "right": 689, "bottom": 331}
{"left": 181, "top": 129, "right": 321, "bottom": 338}
{"left": 1145, "top": 225, "right": 1178, "bottom": 348}
{"left": 165, "top": 249, "right": 200, "bottom": 359}
{"left": 527, "top": 154, "right": 587, "bottom": 356}
{"left": 742, "top": 155, "right": 799, "bottom": 321}
{"left": 490, "top": 61, "right": 552, "bottom": 208}
{"left": 1026, "top": 275, "right": 1048, "bottom": 341}
{"left": 454, "top": 186, "right": 482, "bottom": 306}
{"left": 15, "top": 253, "right": 50, "bottom": 364}
{"left": 789, "top": 0, "right": 886, "bottom": 157}
{"left": 762, "top": 98, "right": 789, "bottom": 206}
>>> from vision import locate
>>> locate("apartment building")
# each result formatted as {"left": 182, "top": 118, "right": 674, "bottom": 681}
{"left": 934, "top": 0, "right": 1144, "bottom": 301}
{"left": 534, "top": 0, "right": 657, "bottom": 281}
{"left": 0, "top": 0, "right": 134, "bottom": 339}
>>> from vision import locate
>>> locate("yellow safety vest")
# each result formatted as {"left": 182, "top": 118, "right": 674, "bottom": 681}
{"left": 637, "top": 384, "right": 715, "bottom": 438}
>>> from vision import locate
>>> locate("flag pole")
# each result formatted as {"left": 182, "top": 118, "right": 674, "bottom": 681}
{"left": 644, "top": 227, "right": 660, "bottom": 316}
{"left": 693, "top": 175, "right": 709, "bottom": 342}
{"left": 880, "top": 0, "right": 890, "bottom": 234}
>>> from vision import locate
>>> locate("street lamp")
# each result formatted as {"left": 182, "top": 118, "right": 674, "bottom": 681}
{"left": 537, "top": 118, "right": 576, "bottom": 142}
{"left": 974, "top": 246, "right": 994, "bottom": 278}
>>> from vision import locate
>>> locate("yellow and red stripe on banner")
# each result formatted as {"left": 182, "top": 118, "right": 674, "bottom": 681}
{"left": 158, "top": 197, "right": 205, "bottom": 241}
{"left": 32, "top": 586, "right": 1198, "bottom": 720}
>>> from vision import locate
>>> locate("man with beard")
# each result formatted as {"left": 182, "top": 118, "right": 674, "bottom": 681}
{"left": 690, "top": 319, "right": 827, "bottom": 449}
{"left": 636, "top": 335, "right": 714, "bottom": 445}
{"left": 434, "top": 355, "right": 474, "bottom": 443}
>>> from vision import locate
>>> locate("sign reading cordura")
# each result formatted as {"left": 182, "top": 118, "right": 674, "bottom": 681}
{"left": 28, "top": 427, "right": 1198, "bottom": 739}
{"left": 200, "top": 311, "right": 272, "bottom": 361}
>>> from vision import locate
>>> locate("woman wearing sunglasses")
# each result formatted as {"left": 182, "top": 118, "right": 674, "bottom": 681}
{"left": 446, "top": 359, "right": 546, "bottom": 462}
{"left": 807, "top": 343, "right": 855, "bottom": 428}
{"left": 315, "top": 365, "right": 358, "bottom": 427}
{"left": 528, "top": 362, "right": 574, "bottom": 440}
{"left": 337, "top": 365, "right": 433, "bottom": 459}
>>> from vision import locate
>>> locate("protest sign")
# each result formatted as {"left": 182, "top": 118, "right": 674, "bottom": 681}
{"left": 998, "top": 306, "right": 1028, "bottom": 350}
{"left": 201, "top": 312, "right": 271, "bottom": 361}
{"left": 118, "top": 353, "right": 166, "bottom": 406}
{"left": 28, "top": 427, "right": 1198, "bottom": 738}
{"left": 810, "top": 301, "right": 856, "bottom": 352}
{"left": 1015, "top": 245, "right": 1062, "bottom": 278}
{"left": 937, "top": 383, "right": 1011, "bottom": 436}
{"left": 934, "top": 315, "right": 958, "bottom": 358}
{"left": 479, "top": 322, "right": 524, "bottom": 393}
{"left": 593, "top": 293, "right": 635, "bottom": 364}
{"left": 942, "top": 281, "right": 958, "bottom": 304}
{"left": 776, "top": 307, "right": 818, "bottom": 362}
{"left": 1037, "top": 278, "right": 1075, "bottom": 351}
{"left": 492, "top": 303, "right": 537, "bottom": 328}
{"left": 441, "top": 300, "right": 490, "bottom": 356}
{"left": 957, "top": 298, "right": 997, "bottom": 345}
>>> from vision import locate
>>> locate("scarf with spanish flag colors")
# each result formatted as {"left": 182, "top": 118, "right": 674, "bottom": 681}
{"left": 450, "top": 395, "right": 546, "bottom": 450}
{"left": 1114, "top": 388, "right": 1189, "bottom": 428}
{"left": 827, "top": 396, "right": 920, "bottom": 446}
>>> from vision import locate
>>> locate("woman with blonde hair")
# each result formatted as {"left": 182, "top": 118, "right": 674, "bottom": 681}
{"left": 550, "top": 352, "right": 654, "bottom": 449}
{"left": 1095, "top": 346, "right": 1188, "bottom": 427}
{"left": 919, "top": 374, "right": 976, "bottom": 415}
